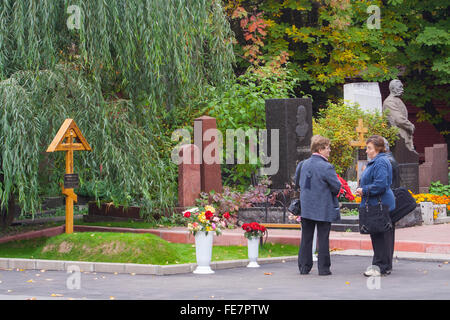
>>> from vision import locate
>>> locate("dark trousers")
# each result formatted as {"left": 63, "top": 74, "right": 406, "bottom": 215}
{"left": 298, "top": 217, "right": 331, "bottom": 274}
{"left": 370, "top": 227, "right": 394, "bottom": 273}
{"left": 385, "top": 225, "right": 396, "bottom": 270}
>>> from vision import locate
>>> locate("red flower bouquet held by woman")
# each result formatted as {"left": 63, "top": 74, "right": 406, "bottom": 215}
{"left": 337, "top": 174, "right": 355, "bottom": 202}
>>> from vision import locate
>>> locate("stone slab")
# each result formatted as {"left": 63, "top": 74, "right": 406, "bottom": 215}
{"left": 35, "top": 259, "right": 65, "bottom": 271}
{"left": 93, "top": 262, "right": 126, "bottom": 274}
{"left": 63, "top": 261, "right": 94, "bottom": 272}
{"left": 344, "top": 82, "right": 382, "bottom": 114}
{"left": 9, "top": 259, "right": 36, "bottom": 270}
{"left": 0, "top": 259, "right": 9, "bottom": 269}
{"left": 194, "top": 116, "right": 223, "bottom": 194}
{"left": 178, "top": 144, "right": 201, "bottom": 207}
{"left": 265, "top": 98, "right": 313, "bottom": 189}
{"left": 123, "top": 263, "right": 159, "bottom": 275}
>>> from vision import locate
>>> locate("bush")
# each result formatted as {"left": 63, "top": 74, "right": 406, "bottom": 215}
{"left": 313, "top": 100, "right": 399, "bottom": 175}
{"left": 204, "top": 64, "right": 300, "bottom": 189}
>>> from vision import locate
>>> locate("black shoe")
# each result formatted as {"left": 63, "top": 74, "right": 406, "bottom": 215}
{"left": 319, "top": 271, "right": 332, "bottom": 276}
{"left": 299, "top": 267, "right": 310, "bottom": 275}
{"left": 381, "top": 270, "right": 391, "bottom": 276}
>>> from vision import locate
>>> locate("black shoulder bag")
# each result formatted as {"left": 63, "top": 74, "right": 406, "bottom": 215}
{"left": 359, "top": 188, "right": 393, "bottom": 234}
{"left": 390, "top": 187, "right": 417, "bottom": 223}
{"left": 288, "top": 161, "right": 304, "bottom": 216}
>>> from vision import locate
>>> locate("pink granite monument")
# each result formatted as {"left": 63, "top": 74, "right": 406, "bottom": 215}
{"left": 419, "top": 144, "right": 448, "bottom": 193}
{"left": 194, "top": 116, "right": 223, "bottom": 194}
{"left": 178, "top": 144, "right": 201, "bottom": 207}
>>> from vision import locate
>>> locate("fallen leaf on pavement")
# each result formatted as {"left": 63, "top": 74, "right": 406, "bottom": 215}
{"left": 345, "top": 281, "right": 350, "bottom": 285}
{"left": 110, "top": 296, "right": 115, "bottom": 300}
{"left": 26, "top": 279, "right": 34, "bottom": 283}
{"left": 51, "top": 293, "right": 64, "bottom": 297}
{"left": 264, "top": 272, "right": 272, "bottom": 275}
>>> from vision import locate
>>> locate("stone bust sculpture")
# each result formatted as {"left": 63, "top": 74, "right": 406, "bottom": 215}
{"left": 295, "top": 105, "right": 308, "bottom": 140}
{"left": 382, "top": 79, "right": 415, "bottom": 151}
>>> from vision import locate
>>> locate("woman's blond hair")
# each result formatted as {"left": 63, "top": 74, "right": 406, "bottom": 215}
{"left": 310, "top": 135, "right": 330, "bottom": 153}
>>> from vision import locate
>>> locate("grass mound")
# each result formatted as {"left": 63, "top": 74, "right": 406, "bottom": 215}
{"left": 0, "top": 232, "right": 181, "bottom": 265}
{"left": 0, "top": 232, "right": 300, "bottom": 265}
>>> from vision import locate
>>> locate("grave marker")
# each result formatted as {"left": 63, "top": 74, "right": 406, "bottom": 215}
{"left": 46, "top": 119, "right": 91, "bottom": 234}
{"left": 350, "top": 119, "right": 368, "bottom": 185}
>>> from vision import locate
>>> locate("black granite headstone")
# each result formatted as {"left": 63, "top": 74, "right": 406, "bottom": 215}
{"left": 265, "top": 98, "right": 313, "bottom": 189}
{"left": 391, "top": 136, "right": 419, "bottom": 193}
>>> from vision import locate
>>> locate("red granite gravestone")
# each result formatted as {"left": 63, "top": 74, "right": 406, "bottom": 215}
{"left": 178, "top": 144, "right": 201, "bottom": 207}
{"left": 419, "top": 144, "right": 448, "bottom": 193}
{"left": 194, "top": 116, "right": 223, "bottom": 194}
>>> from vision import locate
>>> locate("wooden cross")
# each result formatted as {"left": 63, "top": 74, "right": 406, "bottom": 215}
{"left": 350, "top": 119, "right": 368, "bottom": 149}
{"left": 349, "top": 119, "right": 368, "bottom": 186}
{"left": 47, "top": 119, "right": 91, "bottom": 234}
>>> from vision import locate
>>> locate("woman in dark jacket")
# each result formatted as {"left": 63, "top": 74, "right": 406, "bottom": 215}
{"left": 356, "top": 135, "right": 396, "bottom": 277}
{"left": 294, "top": 135, "right": 341, "bottom": 276}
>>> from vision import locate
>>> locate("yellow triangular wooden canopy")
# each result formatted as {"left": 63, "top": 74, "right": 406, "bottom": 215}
{"left": 46, "top": 119, "right": 91, "bottom": 152}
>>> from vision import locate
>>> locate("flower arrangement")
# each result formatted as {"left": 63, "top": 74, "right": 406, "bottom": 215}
{"left": 241, "top": 222, "right": 267, "bottom": 239}
{"left": 409, "top": 191, "right": 449, "bottom": 207}
{"left": 409, "top": 190, "right": 450, "bottom": 218}
{"left": 182, "top": 205, "right": 231, "bottom": 236}
{"left": 337, "top": 174, "right": 355, "bottom": 202}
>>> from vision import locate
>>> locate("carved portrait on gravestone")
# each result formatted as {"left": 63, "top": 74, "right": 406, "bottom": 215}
{"left": 295, "top": 105, "right": 308, "bottom": 140}
{"left": 382, "top": 79, "right": 415, "bottom": 151}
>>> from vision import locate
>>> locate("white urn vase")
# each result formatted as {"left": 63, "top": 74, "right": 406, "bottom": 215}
{"left": 193, "top": 231, "right": 215, "bottom": 274}
{"left": 247, "top": 236, "right": 260, "bottom": 268}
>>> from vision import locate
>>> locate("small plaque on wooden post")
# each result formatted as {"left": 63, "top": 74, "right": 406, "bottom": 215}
{"left": 64, "top": 174, "right": 79, "bottom": 189}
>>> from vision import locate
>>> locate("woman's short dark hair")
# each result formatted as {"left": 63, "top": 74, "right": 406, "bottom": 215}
{"left": 310, "top": 135, "right": 330, "bottom": 153}
{"left": 366, "top": 135, "right": 386, "bottom": 153}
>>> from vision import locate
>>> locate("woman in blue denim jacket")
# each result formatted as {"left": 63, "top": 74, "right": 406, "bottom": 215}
{"left": 356, "top": 135, "right": 396, "bottom": 277}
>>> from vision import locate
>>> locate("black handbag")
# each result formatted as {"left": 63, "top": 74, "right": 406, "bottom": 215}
{"left": 288, "top": 199, "right": 301, "bottom": 216}
{"left": 288, "top": 161, "right": 304, "bottom": 216}
{"left": 359, "top": 189, "right": 393, "bottom": 235}
{"left": 390, "top": 187, "right": 417, "bottom": 223}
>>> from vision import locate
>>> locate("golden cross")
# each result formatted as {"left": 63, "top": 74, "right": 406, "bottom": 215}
{"left": 47, "top": 119, "right": 91, "bottom": 234}
{"left": 350, "top": 119, "right": 368, "bottom": 149}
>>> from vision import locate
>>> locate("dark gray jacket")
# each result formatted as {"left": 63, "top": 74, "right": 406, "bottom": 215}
{"left": 294, "top": 155, "right": 342, "bottom": 222}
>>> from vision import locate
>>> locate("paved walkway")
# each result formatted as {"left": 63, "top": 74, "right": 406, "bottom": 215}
{"left": 0, "top": 255, "right": 449, "bottom": 300}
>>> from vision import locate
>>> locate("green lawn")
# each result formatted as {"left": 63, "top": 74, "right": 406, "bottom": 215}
{"left": 0, "top": 232, "right": 299, "bottom": 265}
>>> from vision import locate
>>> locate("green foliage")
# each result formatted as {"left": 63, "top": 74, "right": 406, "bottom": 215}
{"left": 0, "top": 1, "right": 237, "bottom": 218}
{"left": 429, "top": 181, "right": 450, "bottom": 197}
{"left": 0, "top": 232, "right": 300, "bottom": 264}
{"left": 0, "top": 65, "right": 177, "bottom": 217}
{"left": 0, "top": 0, "right": 235, "bottom": 106}
{"left": 224, "top": 0, "right": 449, "bottom": 142}
{"left": 313, "top": 100, "right": 399, "bottom": 175}
{"left": 205, "top": 65, "right": 299, "bottom": 187}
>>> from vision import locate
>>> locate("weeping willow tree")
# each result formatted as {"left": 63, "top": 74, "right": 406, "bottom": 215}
{"left": 0, "top": 0, "right": 235, "bottom": 219}
{"left": 0, "top": 0, "right": 234, "bottom": 105}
